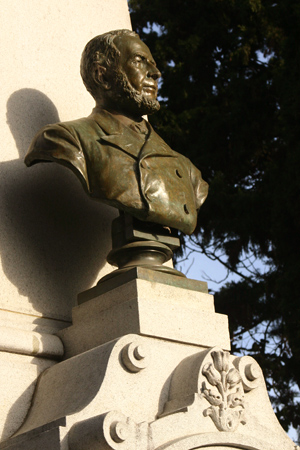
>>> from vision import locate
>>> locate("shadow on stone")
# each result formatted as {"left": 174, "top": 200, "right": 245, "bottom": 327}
{"left": 0, "top": 89, "right": 115, "bottom": 321}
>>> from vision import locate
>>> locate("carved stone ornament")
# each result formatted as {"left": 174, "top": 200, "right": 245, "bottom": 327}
{"left": 121, "top": 339, "right": 151, "bottom": 373}
{"left": 161, "top": 346, "right": 263, "bottom": 435}
{"left": 202, "top": 350, "right": 246, "bottom": 431}
{"left": 68, "top": 410, "right": 148, "bottom": 450}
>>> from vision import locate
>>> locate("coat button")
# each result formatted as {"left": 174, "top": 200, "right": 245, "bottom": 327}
{"left": 184, "top": 204, "right": 189, "bottom": 214}
{"left": 176, "top": 169, "right": 182, "bottom": 178}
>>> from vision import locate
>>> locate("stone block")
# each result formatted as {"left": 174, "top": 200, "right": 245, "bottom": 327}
{"left": 59, "top": 272, "right": 230, "bottom": 358}
{"left": 0, "top": 352, "right": 56, "bottom": 441}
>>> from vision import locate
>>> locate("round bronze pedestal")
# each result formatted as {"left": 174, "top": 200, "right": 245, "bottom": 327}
{"left": 99, "top": 240, "right": 185, "bottom": 284}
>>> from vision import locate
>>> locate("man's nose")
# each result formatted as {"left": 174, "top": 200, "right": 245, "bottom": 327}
{"left": 147, "top": 64, "right": 161, "bottom": 80}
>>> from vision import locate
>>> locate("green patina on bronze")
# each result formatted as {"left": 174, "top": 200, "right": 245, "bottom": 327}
{"left": 25, "top": 30, "right": 208, "bottom": 235}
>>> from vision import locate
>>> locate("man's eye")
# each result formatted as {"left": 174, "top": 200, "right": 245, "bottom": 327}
{"left": 133, "top": 56, "right": 143, "bottom": 63}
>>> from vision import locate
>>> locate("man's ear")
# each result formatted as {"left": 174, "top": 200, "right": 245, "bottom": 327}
{"left": 93, "top": 63, "right": 111, "bottom": 90}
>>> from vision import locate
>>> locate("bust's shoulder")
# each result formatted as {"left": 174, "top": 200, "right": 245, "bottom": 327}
{"left": 41, "top": 115, "right": 102, "bottom": 137}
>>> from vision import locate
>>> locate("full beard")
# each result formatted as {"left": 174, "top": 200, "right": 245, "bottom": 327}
{"left": 110, "top": 70, "right": 160, "bottom": 116}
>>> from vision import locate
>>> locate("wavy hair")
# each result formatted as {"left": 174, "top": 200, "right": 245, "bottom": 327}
{"left": 80, "top": 29, "right": 138, "bottom": 99}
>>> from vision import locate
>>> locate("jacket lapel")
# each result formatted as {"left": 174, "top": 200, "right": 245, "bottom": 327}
{"left": 139, "top": 123, "right": 179, "bottom": 160}
{"left": 90, "top": 109, "right": 145, "bottom": 158}
{"left": 89, "top": 108, "right": 178, "bottom": 160}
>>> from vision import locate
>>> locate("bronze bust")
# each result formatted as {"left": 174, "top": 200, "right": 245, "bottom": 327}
{"left": 25, "top": 30, "right": 208, "bottom": 235}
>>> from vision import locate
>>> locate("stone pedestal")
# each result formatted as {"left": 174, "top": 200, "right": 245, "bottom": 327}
{"left": 0, "top": 270, "right": 296, "bottom": 450}
{"left": 59, "top": 268, "right": 230, "bottom": 358}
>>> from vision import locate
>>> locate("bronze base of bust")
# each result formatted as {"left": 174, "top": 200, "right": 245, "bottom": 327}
{"left": 98, "top": 212, "right": 185, "bottom": 284}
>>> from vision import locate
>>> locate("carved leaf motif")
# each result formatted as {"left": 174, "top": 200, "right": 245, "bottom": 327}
{"left": 227, "top": 368, "right": 242, "bottom": 389}
{"left": 202, "top": 363, "right": 221, "bottom": 386}
{"left": 227, "top": 387, "right": 244, "bottom": 408}
{"left": 202, "top": 350, "right": 246, "bottom": 432}
{"left": 211, "top": 350, "right": 230, "bottom": 373}
{"left": 203, "top": 388, "right": 222, "bottom": 406}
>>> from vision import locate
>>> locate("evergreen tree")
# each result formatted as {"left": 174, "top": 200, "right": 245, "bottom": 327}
{"left": 129, "top": 0, "right": 300, "bottom": 437}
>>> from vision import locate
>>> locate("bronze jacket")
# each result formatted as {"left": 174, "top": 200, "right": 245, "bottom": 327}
{"left": 25, "top": 109, "right": 208, "bottom": 235}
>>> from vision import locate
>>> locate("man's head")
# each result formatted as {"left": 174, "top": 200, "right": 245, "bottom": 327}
{"left": 80, "top": 30, "right": 161, "bottom": 117}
